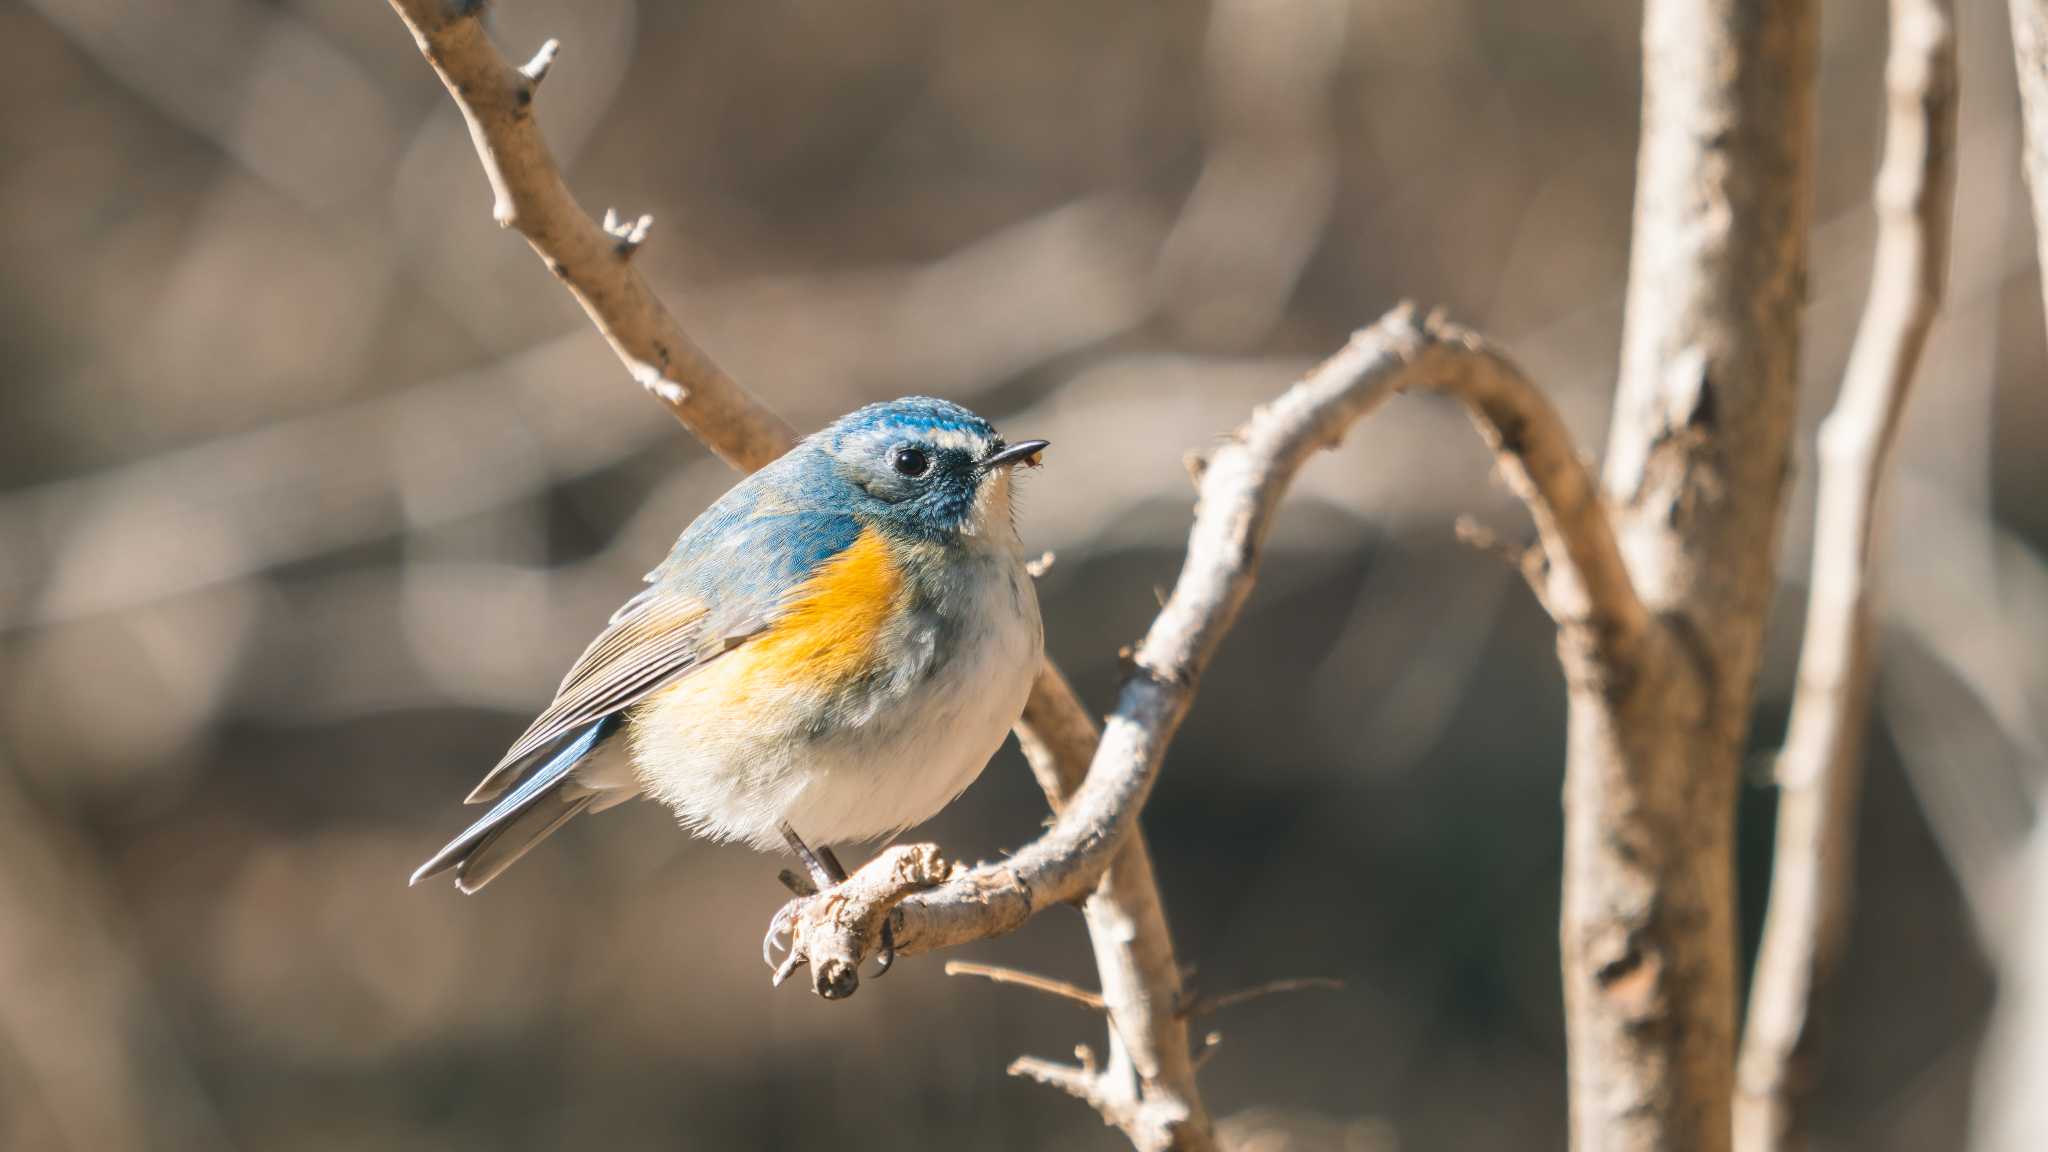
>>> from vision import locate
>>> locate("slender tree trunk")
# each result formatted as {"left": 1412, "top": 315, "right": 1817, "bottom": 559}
{"left": 1561, "top": 3, "right": 1817, "bottom": 1150}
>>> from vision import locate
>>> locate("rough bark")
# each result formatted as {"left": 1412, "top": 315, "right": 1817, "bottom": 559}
{"left": 1736, "top": 3, "right": 1956, "bottom": 1149}
{"left": 1566, "top": 2, "right": 1817, "bottom": 1150}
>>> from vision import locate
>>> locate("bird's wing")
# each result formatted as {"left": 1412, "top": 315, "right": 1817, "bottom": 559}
{"left": 463, "top": 507, "right": 863, "bottom": 803}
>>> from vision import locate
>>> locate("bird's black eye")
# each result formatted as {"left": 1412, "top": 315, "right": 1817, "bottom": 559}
{"left": 890, "top": 446, "right": 930, "bottom": 477}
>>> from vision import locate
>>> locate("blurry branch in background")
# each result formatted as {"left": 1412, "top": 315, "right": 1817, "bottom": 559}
{"left": 0, "top": 761, "right": 233, "bottom": 1152}
{"left": 1153, "top": 0, "right": 1345, "bottom": 349}
{"left": 1981, "top": 5, "right": 2048, "bottom": 1150}
{"left": 0, "top": 196, "right": 1157, "bottom": 631}
{"left": 1737, "top": 4, "right": 1956, "bottom": 1151}
{"left": 1971, "top": 830, "right": 2048, "bottom": 1152}
{"left": 2011, "top": 0, "right": 2048, "bottom": 338}
{"left": 789, "top": 306, "right": 1633, "bottom": 1145}
{"left": 1179, "top": 976, "right": 1347, "bottom": 1019}
{"left": 1562, "top": 2, "right": 1815, "bottom": 1149}
{"left": 380, "top": 3, "right": 1218, "bottom": 1148}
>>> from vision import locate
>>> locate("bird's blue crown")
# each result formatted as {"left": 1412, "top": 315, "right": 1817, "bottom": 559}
{"left": 825, "top": 397, "right": 998, "bottom": 449}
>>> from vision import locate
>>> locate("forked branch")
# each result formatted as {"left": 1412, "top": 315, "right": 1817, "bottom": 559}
{"left": 381, "top": 5, "right": 1212, "bottom": 1147}
{"left": 383, "top": 9, "right": 1642, "bottom": 1152}
{"left": 786, "top": 305, "right": 1642, "bottom": 983}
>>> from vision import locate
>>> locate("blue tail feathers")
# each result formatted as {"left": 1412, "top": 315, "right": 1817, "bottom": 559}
{"left": 410, "top": 716, "right": 620, "bottom": 891}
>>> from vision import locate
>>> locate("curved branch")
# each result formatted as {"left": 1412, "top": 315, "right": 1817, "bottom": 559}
{"left": 380, "top": 7, "right": 1213, "bottom": 1148}
{"left": 796, "top": 304, "right": 1640, "bottom": 974}
{"left": 386, "top": 1, "right": 794, "bottom": 470}
{"left": 380, "top": 12, "right": 1636, "bottom": 1152}
{"left": 1738, "top": 2, "right": 1955, "bottom": 1149}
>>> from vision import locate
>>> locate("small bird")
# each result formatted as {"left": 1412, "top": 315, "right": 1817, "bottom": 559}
{"left": 410, "top": 397, "right": 1047, "bottom": 933}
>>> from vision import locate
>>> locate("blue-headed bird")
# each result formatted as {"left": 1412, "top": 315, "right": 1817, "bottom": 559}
{"left": 411, "top": 398, "right": 1047, "bottom": 956}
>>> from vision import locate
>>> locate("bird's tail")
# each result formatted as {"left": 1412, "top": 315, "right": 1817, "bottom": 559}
{"left": 410, "top": 716, "right": 622, "bottom": 893}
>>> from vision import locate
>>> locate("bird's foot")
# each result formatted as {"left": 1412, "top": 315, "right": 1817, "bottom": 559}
{"left": 759, "top": 841, "right": 955, "bottom": 999}
{"left": 761, "top": 863, "right": 896, "bottom": 986}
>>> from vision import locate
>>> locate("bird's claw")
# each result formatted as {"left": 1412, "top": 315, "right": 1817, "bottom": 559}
{"left": 872, "top": 916, "right": 895, "bottom": 977}
{"left": 760, "top": 887, "right": 895, "bottom": 986}
{"left": 762, "top": 894, "right": 805, "bottom": 970}
{"left": 772, "top": 941, "right": 807, "bottom": 987}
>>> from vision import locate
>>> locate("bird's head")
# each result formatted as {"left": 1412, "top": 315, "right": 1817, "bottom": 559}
{"left": 813, "top": 397, "right": 1046, "bottom": 543}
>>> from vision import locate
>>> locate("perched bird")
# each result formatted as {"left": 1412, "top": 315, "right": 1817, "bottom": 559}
{"left": 410, "top": 397, "right": 1047, "bottom": 933}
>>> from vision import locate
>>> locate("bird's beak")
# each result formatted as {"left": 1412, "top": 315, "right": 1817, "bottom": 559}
{"left": 981, "top": 439, "right": 1049, "bottom": 472}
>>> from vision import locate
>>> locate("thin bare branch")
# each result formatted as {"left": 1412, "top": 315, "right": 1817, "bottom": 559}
{"left": 785, "top": 303, "right": 1639, "bottom": 979}
{"left": 1180, "top": 976, "right": 1345, "bottom": 1019}
{"left": 985, "top": 653, "right": 1217, "bottom": 1151}
{"left": 1008, "top": 1049, "right": 1141, "bottom": 1134}
{"left": 384, "top": 0, "right": 795, "bottom": 470}
{"left": 1455, "top": 514, "right": 1552, "bottom": 609}
{"left": 944, "top": 961, "right": 1108, "bottom": 1011}
{"left": 1738, "top": 3, "right": 1956, "bottom": 1150}
{"left": 771, "top": 306, "right": 1627, "bottom": 1152}
{"left": 379, "top": 13, "right": 1634, "bottom": 1152}
{"left": 1007, "top": 1042, "right": 1202, "bottom": 1146}
{"left": 379, "top": 10, "right": 1215, "bottom": 1149}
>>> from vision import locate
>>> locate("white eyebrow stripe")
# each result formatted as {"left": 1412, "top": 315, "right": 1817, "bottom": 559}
{"left": 918, "top": 428, "right": 985, "bottom": 452}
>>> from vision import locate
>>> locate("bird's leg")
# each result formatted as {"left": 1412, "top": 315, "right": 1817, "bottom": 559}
{"left": 763, "top": 824, "right": 894, "bottom": 980}
{"left": 781, "top": 822, "right": 839, "bottom": 891}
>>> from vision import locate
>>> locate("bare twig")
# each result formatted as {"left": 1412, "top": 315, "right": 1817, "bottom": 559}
{"left": 377, "top": 12, "right": 1634, "bottom": 1152}
{"left": 379, "top": 8, "right": 1213, "bottom": 1149}
{"left": 1010, "top": 1048, "right": 1145, "bottom": 1135}
{"left": 385, "top": 1, "right": 795, "bottom": 470}
{"left": 785, "top": 304, "right": 1636, "bottom": 986}
{"left": 944, "top": 961, "right": 1108, "bottom": 1011}
{"left": 1180, "top": 976, "right": 1344, "bottom": 1019}
{"left": 772, "top": 306, "right": 1625, "bottom": 1150}
{"left": 1738, "top": 3, "right": 1955, "bottom": 1151}
{"left": 1014, "top": 661, "right": 1214, "bottom": 1150}
{"left": 1454, "top": 514, "right": 1550, "bottom": 608}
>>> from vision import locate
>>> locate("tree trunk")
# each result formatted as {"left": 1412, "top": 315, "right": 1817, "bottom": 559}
{"left": 1560, "top": 3, "right": 1817, "bottom": 1149}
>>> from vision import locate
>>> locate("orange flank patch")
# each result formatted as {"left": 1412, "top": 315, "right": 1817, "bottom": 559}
{"left": 745, "top": 527, "right": 906, "bottom": 693}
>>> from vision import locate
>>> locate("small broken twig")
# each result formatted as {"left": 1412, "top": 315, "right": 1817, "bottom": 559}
{"left": 945, "top": 961, "right": 1108, "bottom": 1011}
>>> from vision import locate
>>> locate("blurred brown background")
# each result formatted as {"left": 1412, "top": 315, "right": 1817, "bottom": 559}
{"left": 1, "top": 1, "right": 2043, "bottom": 1149}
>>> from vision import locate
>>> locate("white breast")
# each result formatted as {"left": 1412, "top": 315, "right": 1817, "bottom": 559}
{"left": 625, "top": 533, "right": 1043, "bottom": 852}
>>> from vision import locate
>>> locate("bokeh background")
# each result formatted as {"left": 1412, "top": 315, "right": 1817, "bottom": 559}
{"left": 2, "top": 1, "right": 2044, "bottom": 1149}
